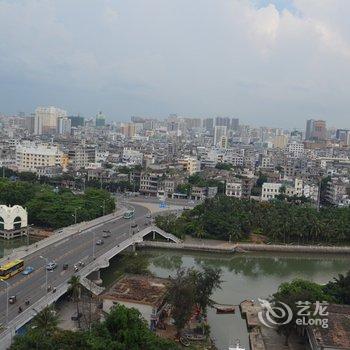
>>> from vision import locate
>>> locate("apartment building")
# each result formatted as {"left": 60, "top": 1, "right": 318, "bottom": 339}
{"left": 261, "top": 179, "right": 318, "bottom": 202}
{"left": 122, "top": 148, "right": 143, "bottom": 165}
{"left": 139, "top": 172, "right": 162, "bottom": 196}
{"left": 190, "top": 186, "right": 218, "bottom": 200}
{"left": 178, "top": 157, "right": 201, "bottom": 175}
{"left": 226, "top": 180, "right": 242, "bottom": 198}
{"left": 15, "top": 143, "right": 65, "bottom": 172}
{"left": 68, "top": 146, "right": 96, "bottom": 170}
{"left": 326, "top": 177, "right": 350, "bottom": 207}
{"left": 34, "top": 106, "right": 67, "bottom": 135}
{"left": 261, "top": 182, "right": 282, "bottom": 201}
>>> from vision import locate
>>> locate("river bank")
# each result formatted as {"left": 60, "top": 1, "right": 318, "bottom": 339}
{"left": 100, "top": 249, "right": 350, "bottom": 350}
{"left": 138, "top": 237, "right": 350, "bottom": 254}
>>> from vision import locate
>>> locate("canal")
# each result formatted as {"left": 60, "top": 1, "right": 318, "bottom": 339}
{"left": 101, "top": 249, "right": 350, "bottom": 350}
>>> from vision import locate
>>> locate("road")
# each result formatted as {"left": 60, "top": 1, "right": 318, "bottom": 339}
{"left": 118, "top": 195, "right": 200, "bottom": 207}
{"left": 0, "top": 203, "right": 150, "bottom": 331}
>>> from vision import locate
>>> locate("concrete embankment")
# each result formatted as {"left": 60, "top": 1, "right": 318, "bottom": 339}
{"left": 137, "top": 241, "right": 350, "bottom": 254}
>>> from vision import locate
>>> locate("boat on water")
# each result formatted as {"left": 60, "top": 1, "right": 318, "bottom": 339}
{"left": 228, "top": 340, "right": 246, "bottom": 350}
{"left": 215, "top": 305, "right": 235, "bottom": 314}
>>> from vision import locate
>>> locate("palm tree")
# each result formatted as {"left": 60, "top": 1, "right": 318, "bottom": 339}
{"left": 68, "top": 275, "right": 82, "bottom": 328}
{"left": 32, "top": 305, "right": 59, "bottom": 337}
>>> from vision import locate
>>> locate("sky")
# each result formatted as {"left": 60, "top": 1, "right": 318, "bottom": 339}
{"left": 0, "top": 0, "right": 350, "bottom": 128}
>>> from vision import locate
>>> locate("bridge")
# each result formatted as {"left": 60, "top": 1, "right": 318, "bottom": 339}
{"left": 0, "top": 203, "right": 181, "bottom": 350}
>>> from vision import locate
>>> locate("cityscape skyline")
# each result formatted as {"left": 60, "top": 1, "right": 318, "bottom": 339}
{"left": 1, "top": 0, "right": 350, "bottom": 128}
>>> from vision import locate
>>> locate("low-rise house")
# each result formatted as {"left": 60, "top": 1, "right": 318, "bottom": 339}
{"left": 191, "top": 186, "right": 217, "bottom": 200}
{"left": 36, "top": 165, "right": 63, "bottom": 178}
{"left": 226, "top": 179, "right": 243, "bottom": 198}
{"left": 307, "top": 304, "right": 350, "bottom": 350}
{"left": 101, "top": 275, "right": 169, "bottom": 330}
{"left": 261, "top": 178, "right": 319, "bottom": 202}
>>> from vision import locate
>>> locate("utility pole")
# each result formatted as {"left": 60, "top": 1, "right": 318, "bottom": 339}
{"left": 92, "top": 231, "right": 96, "bottom": 260}
{"left": 39, "top": 256, "right": 49, "bottom": 304}
{"left": 100, "top": 200, "right": 106, "bottom": 216}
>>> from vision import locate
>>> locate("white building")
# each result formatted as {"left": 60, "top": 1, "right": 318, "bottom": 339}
{"left": 261, "top": 179, "right": 319, "bottom": 202}
{"left": 261, "top": 182, "right": 282, "bottom": 201}
{"left": 286, "top": 142, "right": 304, "bottom": 158}
{"left": 122, "top": 148, "right": 143, "bottom": 165}
{"left": 226, "top": 180, "right": 242, "bottom": 198}
{"left": 0, "top": 205, "right": 28, "bottom": 239}
{"left": 58, "top": 116, "right": 71, "bottom": 135}
{"left": 34, "top": 106, "right": 67, "bottom": 135}
{"left": 16, "top": 143, "right": 64, "bottom": 172}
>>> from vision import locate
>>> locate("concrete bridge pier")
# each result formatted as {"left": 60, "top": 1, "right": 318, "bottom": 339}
{"left": 88, "top": 270, "right": 103, "bottom": 286}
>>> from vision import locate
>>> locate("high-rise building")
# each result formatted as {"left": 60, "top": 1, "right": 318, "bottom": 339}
{"left": 68, "top": 115, "right": 85, "bottom": 127}
{"left": 58, "top": 117, "right": 71, "bottom": 135}
{"left": 203, "top": 118, "right": 214, "bottom": 133}
{"left": 34, "top": 106, "right": 67, "bottom": 135}
{"left": 24, "top": 115, "right": 35, "bottom": 133}
{"left": 214, "top": 125, "right": 227, "bottom": 146}
{"left": 95, "top": 112, "right": 106, "bottom": 127}
{"left": 336, "top": 129, "right": 350, "bottom": 145}
{"left": 184, "top": 118, "right": 202, "bottom": 129}
{"left": 231, "top": 118, "right": 239, "bottom": 130}
{"left": 121, "top": 123, "right": 136, "bottom": 138}
{"left": 273, "top": 135, "right": 288, "bottom": 149}
{"left": 215, "top": 117, "right": 230, "bottom": 128}
{"left": 305, "top": 119, "right": 327, "bottom": 141}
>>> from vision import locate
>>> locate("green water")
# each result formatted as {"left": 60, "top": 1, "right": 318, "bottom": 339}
{"left": 100, "top": 249, "right": 350, "bottom": 350}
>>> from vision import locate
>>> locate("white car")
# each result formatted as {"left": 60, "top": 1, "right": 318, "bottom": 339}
{"left": 46, "top": 261, "right": 57, "bottom": 271}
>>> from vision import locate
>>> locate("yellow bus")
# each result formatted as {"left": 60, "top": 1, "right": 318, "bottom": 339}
{"left": 0, "top": 259, "right": 24, "bottom": 280}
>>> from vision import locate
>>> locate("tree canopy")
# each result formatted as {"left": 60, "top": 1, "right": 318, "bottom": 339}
{"left": 156, "top": 195, "right": 350, "bottom": 244}
{"left": 10, "top": 305, "right": 179, "bottom": 350}
{"left": 0, "top": 178, "right": 115, "bottom": 229}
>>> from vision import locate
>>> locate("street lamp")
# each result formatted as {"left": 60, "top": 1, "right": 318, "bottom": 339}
{"left": 72, "top": 207, "right": 81, "bottom": 225}
{"left": 0, "top": 279, "right": 10, "bottom": 326}
{"left": 100, "top": 200, "right": 106, "bottom": 216}
{"left": 39, "top": 256, "right": 49, "bottom": 304}
{"left": 26, "top": 224, "right": 34, "bottom": 250}
{"left": 92, "top": 231, "right": 96, "bottom": 260}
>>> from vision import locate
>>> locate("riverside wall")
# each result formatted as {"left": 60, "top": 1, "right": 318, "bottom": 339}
{"left": 137, "top": 241, "right": 350, "bottom": 254}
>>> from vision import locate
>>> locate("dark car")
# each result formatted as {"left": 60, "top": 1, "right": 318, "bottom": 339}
{"left": 9, "top": 295, "right": 17, "bottom": 304}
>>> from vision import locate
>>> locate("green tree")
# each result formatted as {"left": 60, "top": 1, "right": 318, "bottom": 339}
{"left": 272, "top": 279, "right": 333, "bottom": 345}
{"left": 215, "top": 163, "right": 233, "bottom": 171}
{"left": 323, "top": 270, "right": 350, "bottom": 304}
{"left": 68, "top": 275, "right": 82, "bottom": 328}
{"left": 191, "top": 266, "right": 222, "bottom": 316}
{"left": 167, "top": 269, "right": 196, "bottom": 335}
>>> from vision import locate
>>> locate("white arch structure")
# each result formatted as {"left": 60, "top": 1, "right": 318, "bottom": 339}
{"left": 0, "top": 205, "right": 28, "bottom": 239}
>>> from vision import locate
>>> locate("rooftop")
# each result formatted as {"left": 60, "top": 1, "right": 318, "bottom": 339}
{"left": 309, "top": 304, "right": 350, "bottom": 349}
{"left": 102, "top": 275, "right": 169, "bottom": 308}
